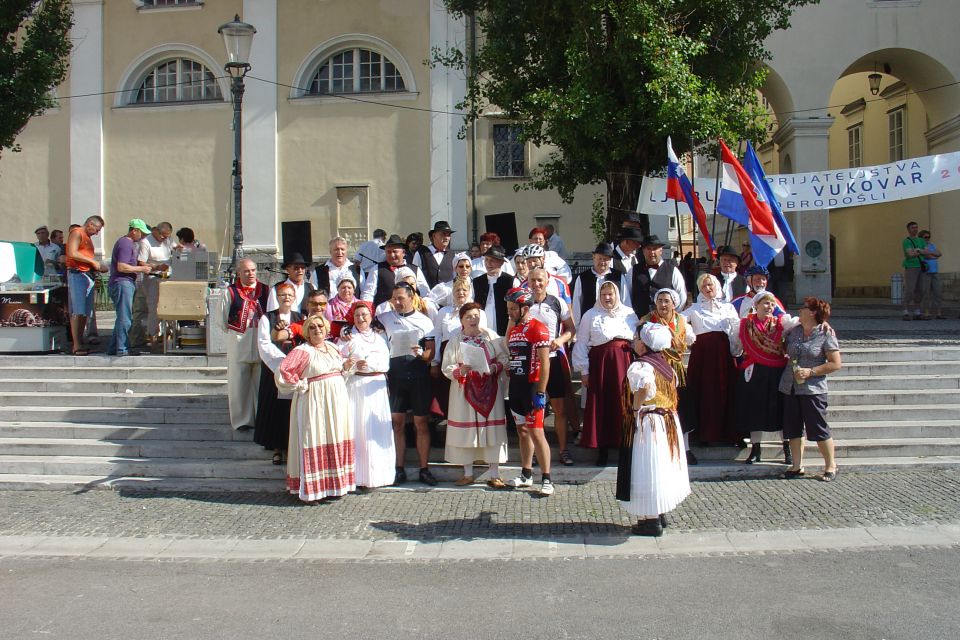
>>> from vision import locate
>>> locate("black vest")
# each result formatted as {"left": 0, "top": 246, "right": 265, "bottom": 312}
{"left": 472, "top": 272, "right": 515, "bottom": 336}
{"left": 631, "top": 261, "right": 678, "bottom": 317}
{"left": 576, "top": 269, "right": 622, "bottom": 313}
{"left": 314, "top": 262, "right": 361, "bottom": 295}
{"left": 263, "top": 309, "right": 303, "bottom": 356}
{"left": 417, "top": 247, "right": 456, "bottom": 288}
{"left": 226, "top": 281, "right": 269, "bottom": 333}
{"left": 373, "top": 262, "right": 422, "bottom": 309}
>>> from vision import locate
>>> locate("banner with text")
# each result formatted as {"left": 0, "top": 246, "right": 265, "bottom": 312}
{"left": 638, "top": 151, "right": 960, "bottom": 215}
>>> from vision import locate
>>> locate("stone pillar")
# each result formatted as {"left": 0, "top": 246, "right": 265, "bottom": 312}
{"left": 240, "top": 0, "right": 279, "bottom": 257}
{"left": 772, "top": 117, "right": 835, "bottom": 303}
{"left": 429, "top": 0, "right": 467, "bottom": 248}
{"left": 69, "top": 0, "right": 104, "bottom": 252}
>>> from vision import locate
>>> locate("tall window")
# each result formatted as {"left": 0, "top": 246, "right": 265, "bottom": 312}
{"left": 141, "top": 0, "right": 201, "bottom": 6}
{"left": 308, "top": 48, "right": 406, "bottom": 95}
{"left": 134, "top": 58, "right": 222, "bottom": 104}
{"left": 493, "top": 124, "right": 525, "bottom": 177}
{"left": 847, "top": 124, "right": 863, "bottom": 168}
{"left": 888, "top": 107, "right": 905, "bottom": 161}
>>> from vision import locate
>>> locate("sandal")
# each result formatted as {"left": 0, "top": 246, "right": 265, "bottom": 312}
{"left": 272, "top": 451, "right": 283, "bottom": 465}
{"left": 72, "top": 349, "right": 90, "bottom": 356}
{"left": 486, "top": 478, "right": 506, "bottom": 489}
{"left": 454, "top": 475, "right": 475, "bottom": 486}
{"left": 560, "top": 449, "right": 574, "bottom": 466}
{"left": 782, "top": 468, "right": 806, "bottom": 479}
{"left": 820, "top": 469, "right": 838, "bottom": 482}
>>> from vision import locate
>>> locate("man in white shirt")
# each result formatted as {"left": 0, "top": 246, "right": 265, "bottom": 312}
{"left": 355, "top": 228, "right": 386, "bottom": 272}
{"left": 572, "top": 243, "right": 631, "bottom": 325}
{"left": 266, "top": 253, "right": 314, "bottom": 313}
{"left": 133, "top": 221, "right": 174, "bottom": 346}
{"left": 544, "top": 223, "right": 568, "bottom": 259}
{"left": 412, "top": 220, "right": 456, "bottom": 288}
{"left": 310, "top": 236, "right": 362, "bottom": 293}
{"left": 629, "top": 234, "right": 687, "bottom": 317}
{"left": 377, "top": 283, "right": 437, "bottom": 486}
{"left": 361, "top": 234, "right": 431, "bottom": 307}
{"left": 612, "top": 227, "right": 643, "bottom": 276}
{"left": 471, "top": 245, "right": 518, "bottom": 335}
{"left": 34, "top": 225, "right": 62, "bottom": 274}
{"left": 715, "top": 245, "right": 747, "bottom": 304}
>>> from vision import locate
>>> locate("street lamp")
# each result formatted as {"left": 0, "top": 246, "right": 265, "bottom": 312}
{"left": 218, "top": 14, "right": 256, "bottom": 275}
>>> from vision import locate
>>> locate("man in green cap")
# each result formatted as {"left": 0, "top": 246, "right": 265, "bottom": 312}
{"left": 107, "top": 219, "right": 156, "bottom": 356}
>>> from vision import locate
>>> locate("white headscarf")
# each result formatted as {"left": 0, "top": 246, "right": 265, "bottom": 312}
{"left": 394, "top": 266, "right": 415, "bottom": 282}
{"left": 695, "top": 273, "right": 723, "bottom": 310}
{"left": 752, "top": 290, "right": 777, "bottom": 307}
{"left": 593, "top": 280, "right": 626, "bottom": 317}
{"left": 453, "top": 252, "right": 472, "bottom": 268}
{"left": 654, "top": 287, "right": 680, "bottom": 308}
{"left": 639, "top": 322, "right": 672, "bottom": 352}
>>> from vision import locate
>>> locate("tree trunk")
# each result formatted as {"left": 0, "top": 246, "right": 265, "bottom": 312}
{"left": 604, "top": 160, "right": 648, "bottom": 240}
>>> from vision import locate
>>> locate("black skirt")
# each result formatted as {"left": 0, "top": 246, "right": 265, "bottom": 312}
{"left": 734, "top": 363, "right": 786, "bottom": 433}
{"left": 253, "top": 364, "right": 291, "bottom": 451}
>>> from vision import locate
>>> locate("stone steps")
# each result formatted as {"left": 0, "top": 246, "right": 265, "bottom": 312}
{"left": 0, "top": 437, "right": 269, "bottom": 460}
{"left": 828, "top": 420, "right": 960, "bottom": 440}
{"left": 0, "top": 355, "right": 226, "bottom": 368}
{"left": 839, "top": 346, "right": 960, "bottom": 363}
{"left": 832, "top": 361, "right": 960, "bottom": 376}
{"left": 0, "top": 366, "right": 227, "bottom": 380}
{"left": 0, "top": 379, "right": 226, "bottom": 394}
{"left": 0, "top": 422, "right": 251, "bottom": 441}
{"left": 824, "top": 404, "right": 960, "bottom": 422}
{"left": 828, "top": 388, "right": 960, "bottom": 406}
{"left": 0, "top": 392, "right": 227, "bottom": 409}
{"left": 826, "top": 374, "right": 960, "bottom": 391}
{"left": 0, "top": 407, "right": 230, "bottom": 425}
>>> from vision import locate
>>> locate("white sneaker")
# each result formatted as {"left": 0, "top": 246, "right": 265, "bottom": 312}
{"left": 506, "top": 475, "right": 534, "bottom": 488}
{"left": 539, "top": 479, "right": 555, "bottom": 496}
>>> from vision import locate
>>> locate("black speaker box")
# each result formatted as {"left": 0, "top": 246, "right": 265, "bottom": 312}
{"left": 484, "top": 212, "right": 519, "bottom": 254}
{"left": 281, "top": 220, "right": 312, "bottom": 262}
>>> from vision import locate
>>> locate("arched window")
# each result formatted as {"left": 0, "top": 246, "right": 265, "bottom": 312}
{"left": 308, "top": 48, "right": 406, "bottom": 95}
{"left": 134, "top": 58, "right": 222, "bottom": 104}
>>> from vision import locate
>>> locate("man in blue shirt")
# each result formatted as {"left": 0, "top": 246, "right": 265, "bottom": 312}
{"left": 107, "top": 219, "right": 156, "bottom": 356}
{"left": 919, "top": 230, "right": 944, "bottom": 320}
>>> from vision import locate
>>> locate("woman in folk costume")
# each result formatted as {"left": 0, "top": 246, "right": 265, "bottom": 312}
{"left": 731, "top": 290, "right": 800, "bottom": 465}
{"left": 681, "top": 273, "right": 740, "bottom": 446}
{"left": 429, "top": 252, "right": 475, "bottom": 308}
{"left": 616, "top": 322, "right": 691, "bottom": 537}
{"left": 430, "top": 276, "right": 487, "bottom": 417}
{"left": 254, "top": 282, "right": 303, "bottom": 466}
{"left": 572, "top": 281, "right": 639, "bottom": 463}
{"left": 338, "top": 301, "right": 395, "bottom": 489}
{"left": 640, "top": 288, "right": 698, "bottom": 465}
{"left": 276, "top": 314, "right": 355, "bottom": 503}
{"left": 441, "top": 302, "right": 510, "bottom": 488}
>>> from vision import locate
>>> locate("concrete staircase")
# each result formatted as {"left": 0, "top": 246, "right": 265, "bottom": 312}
{"left": 0, "top": 342, "right": 957, "bottom": 492}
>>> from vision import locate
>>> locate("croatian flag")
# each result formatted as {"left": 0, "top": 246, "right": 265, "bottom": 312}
{"left": 666, "top": 137, "right": 716, "bottom": 257}
{"left": 716, "top": 139, "right": 797, "bottom": 267}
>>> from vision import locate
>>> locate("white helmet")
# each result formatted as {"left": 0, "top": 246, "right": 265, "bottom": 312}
{"left": 523, "top": 244, "right": 545, "bottom": 259}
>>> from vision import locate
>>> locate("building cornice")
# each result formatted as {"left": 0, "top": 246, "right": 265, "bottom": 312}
{"left": 771, "top": 117, "right": 835, "bottom": 147}
{"left": 925, "top": 115, "right": 960, "bottom": 148}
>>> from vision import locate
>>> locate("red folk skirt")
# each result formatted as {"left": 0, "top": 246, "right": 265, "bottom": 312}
{"left": 580, "top": 339, "right": 633, "bottom": 449}
{"left": 685, "top": 330, "right": 737, "bottom": 444}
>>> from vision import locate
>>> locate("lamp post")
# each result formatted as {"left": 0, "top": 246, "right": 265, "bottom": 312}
{"left": 218, "top": 15, "right": 257, "bottom": 275}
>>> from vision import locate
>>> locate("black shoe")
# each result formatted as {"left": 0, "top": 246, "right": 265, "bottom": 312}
{"left": 735, "top": 439, "right": 748, "bottom": 449}
{"left": 631, "top": 518, "right": 663, "bottom": 537}
{"left": 659, "top": 513, "right": 669, "bottom": 529}
{"left": 686, "top": 450, "right": 699, "bottom": 466}
{"left": 745, "top": 443, "right": 761, "bottom": 464}
{"left": 419, "top": 468, "right": 438, "bottom": 486}
{"left": 783, "top": 441, "right": 793, "bottom": 466}
{"left": 393, "top": 468, "right": 407, "bottom": 485}
{"left": 596, "top": 448, "right": 608, "bottom": 467}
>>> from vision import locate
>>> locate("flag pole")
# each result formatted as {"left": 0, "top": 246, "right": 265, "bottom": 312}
{"left": 687, "top": 138, "right": 696, "bottom": 258}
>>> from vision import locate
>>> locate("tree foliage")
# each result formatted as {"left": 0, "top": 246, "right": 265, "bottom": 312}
{"left": 0, "top": 0, "right": 73, "bottom": 158}
{"left": 435, "top": 0, "right": 817, "bottom": 236}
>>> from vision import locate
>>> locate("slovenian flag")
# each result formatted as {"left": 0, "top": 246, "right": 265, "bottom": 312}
{"left": 716, "top": 139, "right": 797, "bottom": 268}
{"left": 0, "top": 241, "right": 44, "bottom": 283}
{"left": 666, "top": 137, "right": 716, "bottom": 257}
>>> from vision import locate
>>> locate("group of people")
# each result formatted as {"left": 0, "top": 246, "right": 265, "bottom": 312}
{"left": 219, "top": 220, "right": 842, "bottom": 537}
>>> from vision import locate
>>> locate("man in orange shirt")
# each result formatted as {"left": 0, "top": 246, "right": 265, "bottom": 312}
{"left": 65, "top": 215, "right": 108, "bottom": 355}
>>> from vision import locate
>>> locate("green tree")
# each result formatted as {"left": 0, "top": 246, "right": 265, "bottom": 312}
{"left": 0, "top": 0, "right": 73, "bottom": 159}
{"left": 435, "top": 0, "right": 816, "bottom": 237}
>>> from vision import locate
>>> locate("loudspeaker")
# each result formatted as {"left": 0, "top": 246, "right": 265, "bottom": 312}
{"left": 484, "top": 212, "right": 519, "bottom": 255}
{"left": 281, "top": 221, "right": 312, "bottom": 263}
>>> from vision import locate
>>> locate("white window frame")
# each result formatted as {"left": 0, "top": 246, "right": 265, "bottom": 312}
{"left": 132, "top": 58, "right": 222, "bottom": 105}
{"left": 888, "top": 106, "right": 906, "bottom": 162}
{"left": 133, "top": 0, "right": 204, "bottom": 12}
{"left": 308, "top": 48, "right": 406, "bottom": 95}
{"left": 113, "top": 44, "right": 229, "bottom": 110}
{"left": 491, "top": 123, "right": 527, "bottom": 179}
{"left": 290, "top": 34, "right": 418, "bottom": 104}
{"left": 847, "top": 123, "right": 863, "bottom": 168}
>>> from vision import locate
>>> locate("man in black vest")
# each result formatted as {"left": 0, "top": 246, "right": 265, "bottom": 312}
{"left": 361, "top": 234, "right": 431, "bottom": 308}
{"left": 630, "top": 234, "right": 688, "bottom": 317}
{"left": 412, "top": 220, "right": 456, "bottom": 288}
{"left": 572, "top": 243, "right": 631, "bottom": 325}
{"left": 310, "top": 236, "right": 362, "bottom": 294}
{"left": 224, "top": 258, "right": 270, "bottom": 430}
{"left": 713, "top": 245, "right": 747, "bottom": 304}
{"left": 611, "top": 227, "right": 643, "bottom": 276}
{"left": 472, "top": 245, "right": 517, "bottom": 336}
{"left": 266, "top": 253, "right": 315, "bottom": 314}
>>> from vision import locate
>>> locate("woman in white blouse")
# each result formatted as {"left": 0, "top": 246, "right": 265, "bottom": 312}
{"left": 429, "top": 252, "right": 474, "bottom": 308}
{"left": 572, "top": 281, "right": 639, "bottom": 464}
{"left": 431, "top": 277, "right": 486, "bottom": 417}
{"left": 681, "top": 274, "right": 740, "bottom": 446}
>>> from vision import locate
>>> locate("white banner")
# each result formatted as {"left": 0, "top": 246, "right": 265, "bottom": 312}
{"left": 638, "top": 151, "right": 960, "bottom": 215}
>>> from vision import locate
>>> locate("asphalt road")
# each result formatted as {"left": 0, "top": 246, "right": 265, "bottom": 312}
{"left": 2, "top": 547, "right": 957, "bottom": 640}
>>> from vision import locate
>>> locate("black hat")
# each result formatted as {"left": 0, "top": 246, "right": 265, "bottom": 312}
{"left": 384, "top": 234, "right": 406, "bottom": 248}
{"left": 617, "top": 227, "right": 645, "bottom": 242}
{"left": 591, "top": 242, "right": 615, "bottom": 257}
{"left": 716, "top": 245, "right": 740, "bottom": 259}
{"left": 429, "top": 220, "right": 455, "bottom": 235}
{"left": 641, "top": 234, "right": 666, "bottom": 248}
{"left": 282, "top": 252, "right": 310, "bottom": 267}
{"left": 483, "top": 245, "right": 506, "bottom": 262}
{"left": 623, "top": 213, "right": 642, "bottom": 223}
